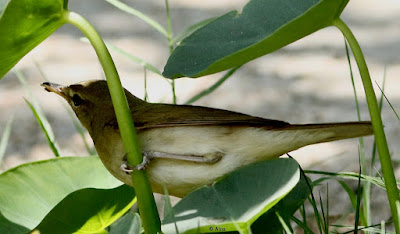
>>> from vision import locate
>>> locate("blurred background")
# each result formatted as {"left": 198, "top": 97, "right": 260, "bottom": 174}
{"left": 0, "top": 0, "right": 399, "bottom": 225}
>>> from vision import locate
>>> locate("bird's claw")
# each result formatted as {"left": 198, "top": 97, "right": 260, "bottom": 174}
{"left": 121, "top": 154, "right": 152, "bottom": 174}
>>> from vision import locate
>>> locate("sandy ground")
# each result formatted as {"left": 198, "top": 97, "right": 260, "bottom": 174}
{"left": 0, "top": 0, "right": 399, "bottom": 228}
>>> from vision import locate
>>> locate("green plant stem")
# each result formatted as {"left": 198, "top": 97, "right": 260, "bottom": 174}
{"left": 64, "top": 0, "right": 69, "bottom": 10}
{"left": 333, "top": 18, "right": 399, "bottom": 233}
{"left": 105, "top": 0, "right": 168, "bottom": 37}
{"left": 185, "top": 66, "right": 241, "bottom": 105}
{"left": 344, "top": 40, "right": 370, "bottom": 228}
{"left": 165, "top": 0, "right": 176, "bottom": 104}
{"left": 63, "top": 11, "right": 161, "bottom": 233}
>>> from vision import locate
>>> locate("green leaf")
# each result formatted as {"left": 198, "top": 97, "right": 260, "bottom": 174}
{"left": 162, "top": 158, "right": 300, "bottom": 233}
{"left": 252, "top": 172, "right": 311, "bottom": 232}
{"left": 0, "top": 156, "right": 122, "bottom": 232}
{"left": 0, "top": 0, "right": 66, "bottom": 78}
{"left": 163, "top": 0, "right": 349, "bottom": 78}
{"left": 272, "top": 172, "right": 311, "bottom": 214}
{"left": 251, "top": 212, "right": 283, "bottom": 234}
{"left": 109, "top": 211, "right": 142, "bottom": 234}
{"left": 34, "top": 185, "right": 136, "bottom": 234}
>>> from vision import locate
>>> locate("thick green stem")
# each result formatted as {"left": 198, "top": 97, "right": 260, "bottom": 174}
{"left": 333, "top": 18, "right": 399, "bottom": 233}
{"left": 63, "top": 11, "right": 161, "bottom": 233}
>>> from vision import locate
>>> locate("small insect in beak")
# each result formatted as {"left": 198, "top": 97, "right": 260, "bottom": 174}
{"left": 41, "top": 82, "right": 69, "bottom": 100}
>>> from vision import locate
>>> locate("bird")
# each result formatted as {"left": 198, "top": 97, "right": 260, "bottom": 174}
{"left": 41, "top": 80, "right": 373, "bottom": 197}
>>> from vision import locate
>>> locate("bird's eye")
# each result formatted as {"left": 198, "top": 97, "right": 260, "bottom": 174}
{"left": 72, "top": 94, "right": 83, "bottom": 107}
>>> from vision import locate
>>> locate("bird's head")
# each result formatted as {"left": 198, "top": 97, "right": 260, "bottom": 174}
{"left": 41, "top": 80, "right": 120, "bottom": 137}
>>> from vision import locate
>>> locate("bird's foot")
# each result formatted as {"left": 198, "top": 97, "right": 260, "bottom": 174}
{"left": 121, "top": 154, "right": 153, "bottom": 174}
{"left": 203, "top": 152, "right": 223, "bottom": 164}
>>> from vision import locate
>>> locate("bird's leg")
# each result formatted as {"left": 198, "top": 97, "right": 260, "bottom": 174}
{"left": 144, "top": 151, "right": 224, "bottom": 163}
{"left": 121, "top": 151, "right": 224, "bottom": 173}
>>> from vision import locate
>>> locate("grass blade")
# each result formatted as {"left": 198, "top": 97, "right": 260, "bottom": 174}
{"left": 164, "top": 0, "right": 177, "bottom": 104}
{"left": 171, "top": 17, "right": 216, "bottom": 45}
{"left": 288, "top": 153, "right": 323, "bottom": 233}
{"left": 290, "top": 215, "right": 314, "bottom": 234}
{"left": 345, "top": 40, "right": 361, "bottom": 120}
{"left": 143, "top": 68, "right": 149, "bottom": 102}
{"left": 301, "top": 204, "right": 307, "bottom": 229}
{"left": 303, "top": 175, "right": 323, "bottom": 232}
{"left": 338, "top": 181, "right": 357, "bottom": 210}
{"left": 318, "top": 191, "right": 327, "bottom": 233}
{"left": 307, "top": 170, "right": 386, "bottom": 189}
{"left": 104, "top": 41, "right": 162, "bottom": 76}
{"left": 372, "top": 70, "right": 386, "bottom": 167}
{"left": 336, "top": 222, "right": 393, "bottom": 234}
{"left": 15, "top": 69, "right": 61, "bottom": 157}
{"left": 185, "top": 66, "right": 241, "bottom": 105}
{"left": 24, "top": 99, "right": 60, "bottom": 157}
{"left": 165, "top": 0, "right": 173, "bottom": 44}
{"left": 276, "top": 211, "right": 292, "bottom": 234}
{"left": 376, "top": 81, "right": 400, "bottom": 123}
{"left": 104, "top": 0, "right": 168, "bottom": 37}
{"left": 163, "top": 186, "right": 179, "bottom": 234}
{"left": 354, "top": 152, "right": 362, "bottom": 233}
{"left": 345, "top": 39, "right": 370, "bottom": 228}
{"left": 33, "top": 60, "right": 50, "bottom": 81}
{"left": 0, "top": 115, "right": 14, "bottom": 164}
{"left": 326, "top": 185, "right": 329, "bottom": 233}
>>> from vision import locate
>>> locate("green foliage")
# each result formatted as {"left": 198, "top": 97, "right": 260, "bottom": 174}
{"left": 163, "top": 0, "right": 349, "bottom": 78}
{"left": 0, "top": 0, "right": 66, "bottom": 77}
{"left": 34, "top": 185, "right": 136, "bottom": 234}
{"left": 109, "top": 211, "right": 142, "bottom": 234}
{"left": 162, "top": 159, "right": 300, "bottom": 233}
{"left": 251, "top": 172, "right": 311, "bottom": 233}
{"left": 0, "top": 156, "right": 124, "bottom": 232}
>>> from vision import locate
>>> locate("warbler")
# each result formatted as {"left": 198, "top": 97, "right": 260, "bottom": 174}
{"left": 42, "top": 80, "right": 373, "bottom": 197}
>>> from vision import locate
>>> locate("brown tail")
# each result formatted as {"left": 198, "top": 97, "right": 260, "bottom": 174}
{"left": 282, "top": 121, "right": 373, "bottom": 146}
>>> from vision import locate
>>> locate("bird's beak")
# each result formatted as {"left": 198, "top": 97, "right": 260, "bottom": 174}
{"left": 41, "top": 82, "right": 69, "bottom": 100}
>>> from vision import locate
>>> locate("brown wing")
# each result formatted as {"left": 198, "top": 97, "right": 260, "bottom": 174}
{"left": 130, "top": 102, "right": 290, "bottom": 130}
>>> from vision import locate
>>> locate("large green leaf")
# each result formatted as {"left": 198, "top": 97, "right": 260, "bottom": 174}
{"left": 163, "top": 0, "right": 349, "bottom": 78}
{"left": 162, "top": 158, "right": 300, "bottom": 233}
{"left": 0, "top": 0, "right": 66, "bottom": 78}
{"left": 34, "top": 185, "right": 136, "bottom": 234}
{"left": 251, "top": 173, "right": 311, "bottom": 232}
{"left": 0, "top": 156, "right": 123, "bottom": 232}
{"left": 109, "top": 211, "right": 142, "bottom": 234}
